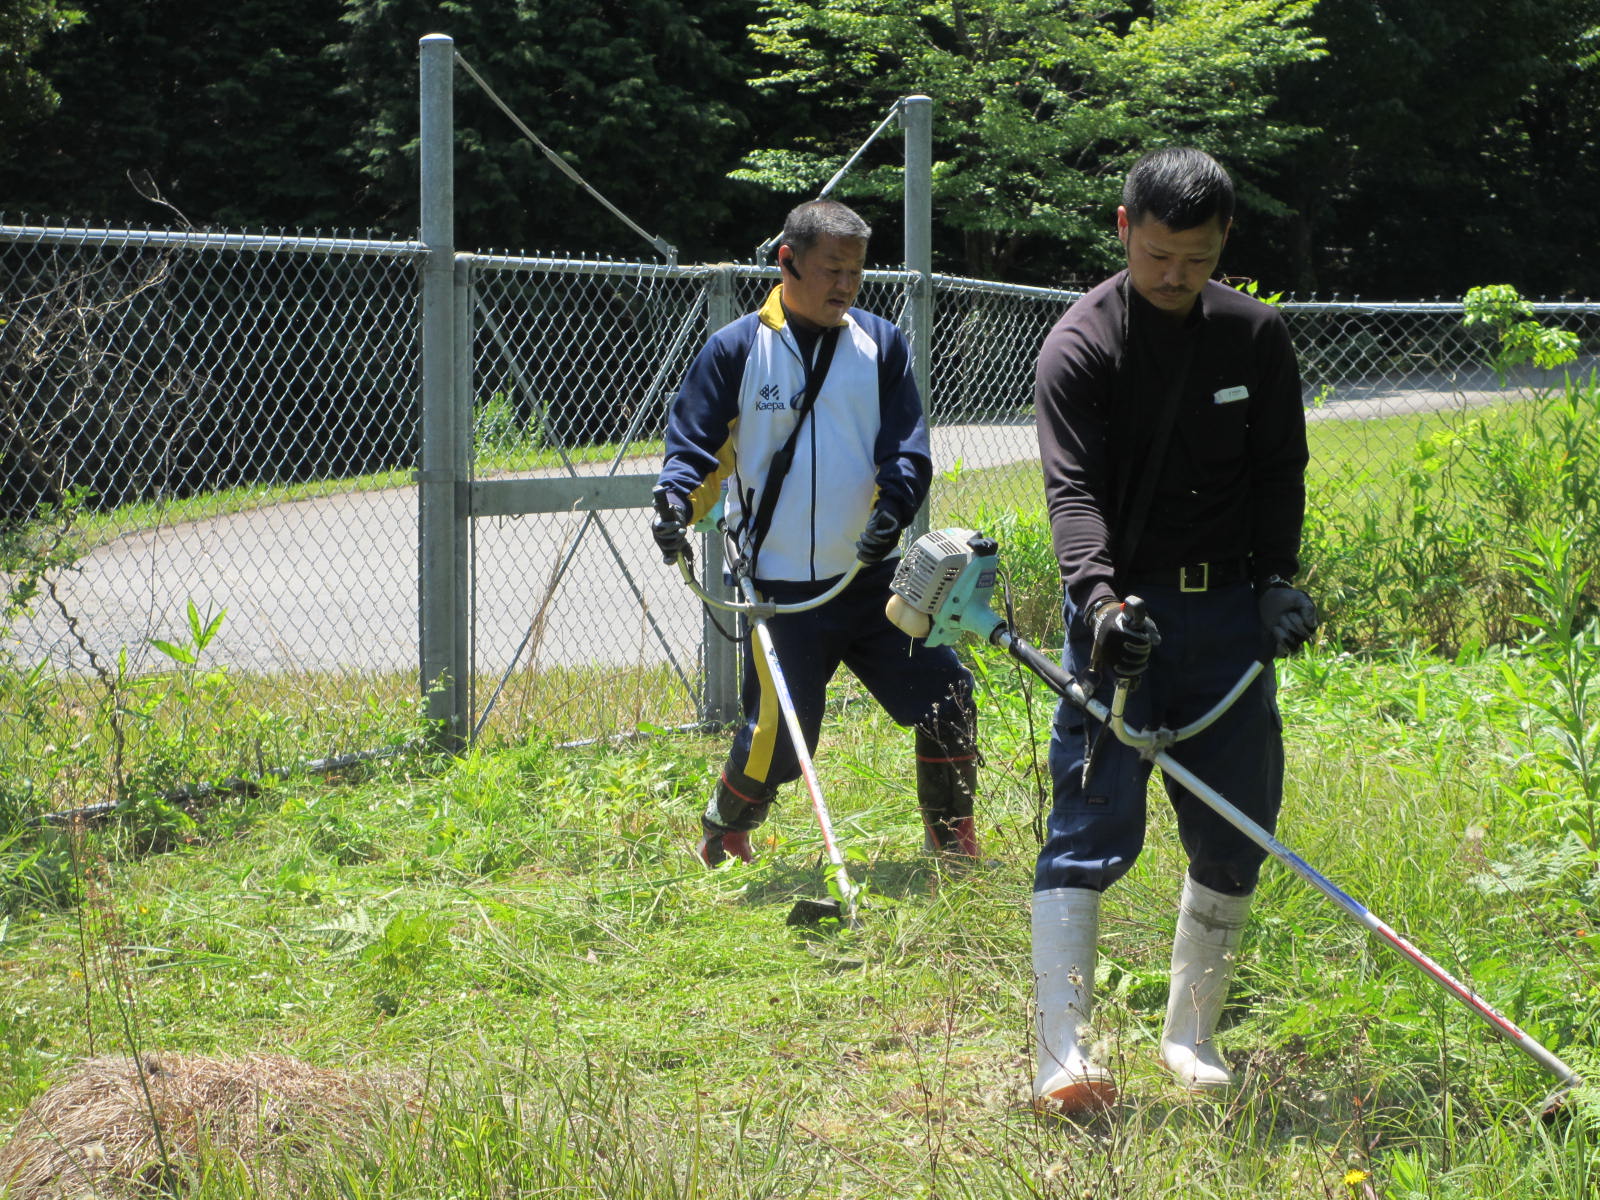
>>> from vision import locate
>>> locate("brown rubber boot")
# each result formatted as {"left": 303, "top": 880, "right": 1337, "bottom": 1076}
{"left": 915, "top": 727, "right": 979, "bottom": 857}
{"left": 696, "top": 767, "right": 775, "bottom": 868}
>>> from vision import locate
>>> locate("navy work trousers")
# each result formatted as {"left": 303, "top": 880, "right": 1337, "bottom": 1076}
{"left": 1034, "top": 582, "right": 1282, "bottom": 897}
{"left": 728, "top": 560, "right": 974, "bottom": 787}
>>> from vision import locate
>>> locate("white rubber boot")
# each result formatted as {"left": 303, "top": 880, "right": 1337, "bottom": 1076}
{"left": 1160, "top": 876, "right": 1253, "bottom": 1093}
{"left": 1032, "top": 887, "right": 1117, "bottom": 1114}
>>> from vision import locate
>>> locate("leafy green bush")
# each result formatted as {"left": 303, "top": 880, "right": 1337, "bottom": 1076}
{"left": 1464, "top": 283, "right": 1582, "bottom": 383}
{"left": 1307, "top": 370, "right": 1600, "bottom": 655}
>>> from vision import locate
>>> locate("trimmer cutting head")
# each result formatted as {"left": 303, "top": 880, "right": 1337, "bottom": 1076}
{"left": 787, "top": 897, "right": 854, "bottom": 927}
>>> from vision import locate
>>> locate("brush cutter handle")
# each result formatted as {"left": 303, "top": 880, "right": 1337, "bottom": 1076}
{"left": 1111, "top": 660, "right": 1267, "bottom": 751}
{"left": 659, "top": 504, "right": 865, "bottom": 618}
{"left": 1089, "top": 594, "right": 1160, "bottom": 680}
{"left": 996, "top": 620, "right": 1263, "bottom": 750}
{"left": 651, "top": 487, "right": 694, "bottom": 565}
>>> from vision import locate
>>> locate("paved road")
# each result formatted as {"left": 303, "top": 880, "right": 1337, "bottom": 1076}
{"left": 10, "top": 367, "right": 1561, "bottom": 680}
{"left": 10, "top": 421, "right": 1040, "bottom": 681}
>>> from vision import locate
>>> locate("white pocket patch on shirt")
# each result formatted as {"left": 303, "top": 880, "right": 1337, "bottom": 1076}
{"left": 1213, "top": 385, "right": 1250, "bottom": 405}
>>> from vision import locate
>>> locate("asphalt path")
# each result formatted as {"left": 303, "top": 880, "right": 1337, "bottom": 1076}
{"left": 11, "top": 367, "right": 1567, "bottom": 679}
{"left": 10, "top": 421, "right": 1040, "bottom": 681}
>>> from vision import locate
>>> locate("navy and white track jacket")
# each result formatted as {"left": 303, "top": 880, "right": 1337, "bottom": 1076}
{"left": 657, "top": 285, "right": 931, "bottom": 583}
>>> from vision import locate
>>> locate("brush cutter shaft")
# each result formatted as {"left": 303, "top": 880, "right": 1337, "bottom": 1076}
{"left": 997, "top": 627, "right": 1582, "bottom": 1092}
{"left": 741, "top": 578, "right": 860, "bottom": 922}
{"left": 657, "top": 487, "right": 862, "bottom": 924}
{"left": 1145, "top": 742, "right": 1582, "bottom": 1090}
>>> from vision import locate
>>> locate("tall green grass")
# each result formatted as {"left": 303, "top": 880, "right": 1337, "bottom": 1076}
{"left": 1301, "top": 372, "right": 1600, "bottom": 654}
{"left": 2, "top": 646, "right": 1596, "bottom": 1197}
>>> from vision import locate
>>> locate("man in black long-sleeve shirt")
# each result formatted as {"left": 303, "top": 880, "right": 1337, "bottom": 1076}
{"left": 1028, "top": 148, "right": 1315, "bottom": 1114}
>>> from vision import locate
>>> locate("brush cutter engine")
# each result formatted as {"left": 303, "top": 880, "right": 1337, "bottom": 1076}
{"left": 888, "top": 528, "right": 1005, "bottom": 647}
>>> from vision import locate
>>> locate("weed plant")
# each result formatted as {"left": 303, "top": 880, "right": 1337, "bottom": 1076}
{"left": 1304, "top": 370, "right": 1600, "bottom": 656}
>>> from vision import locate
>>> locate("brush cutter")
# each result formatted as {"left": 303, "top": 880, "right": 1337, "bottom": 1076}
{"left": 654, "top": 491, "right": 863, "bottom": 927}
{"left": 888, "top": 527, "right": 1585, "bottom": 1107}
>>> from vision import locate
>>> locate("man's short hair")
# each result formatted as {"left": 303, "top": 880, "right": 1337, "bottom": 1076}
{"left": 780, "top": 199, "right": 872, "bottom": 257}
{"left": 1122, "top": 147, "right": 1235, "bottom": 232}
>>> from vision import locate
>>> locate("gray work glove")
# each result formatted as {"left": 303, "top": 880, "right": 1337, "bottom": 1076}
{"left": 1258, "top": 583, "right": 1318, "bottom": 657}
{"left": 651, "top": 493, "right": 691, "bottom": 564}
{"left": 1089, "top": 597, "right": 1161, "bottom": 678}
{"left": 854, "top": 506, "right": 903, "bottom": 565}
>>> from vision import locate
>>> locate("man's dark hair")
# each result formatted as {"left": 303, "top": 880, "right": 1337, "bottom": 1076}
{"left": 780, "top": 199, "right": 872, "bottom": 257}
{"left": 1122, "top": 147, "right": 1235, "bottom": 232}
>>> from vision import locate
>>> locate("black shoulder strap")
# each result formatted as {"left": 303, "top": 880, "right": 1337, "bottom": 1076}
{"left": 1113, "top": 280, "right": 1197, "bottom": 567}
{"left": 745, "top": 324, "right": 841, "bottom": 575}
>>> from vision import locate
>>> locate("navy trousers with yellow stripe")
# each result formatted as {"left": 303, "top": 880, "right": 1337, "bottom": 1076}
{"left": 725, "top": 561, "right": 974, "bottom": 792}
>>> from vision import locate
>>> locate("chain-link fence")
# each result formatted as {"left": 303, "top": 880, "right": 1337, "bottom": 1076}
{"left": 2, "top": 223, "right": 428, "bottom": 811}
{"left": 6, "top": 216, "right": 1600, "bottom": 805}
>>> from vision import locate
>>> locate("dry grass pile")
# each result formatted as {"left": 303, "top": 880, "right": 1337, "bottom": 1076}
{"left": 0, "top": 1052, "right": 420, "bottom": 1198}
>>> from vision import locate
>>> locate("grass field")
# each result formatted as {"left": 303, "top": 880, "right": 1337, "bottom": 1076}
{"left": 2, "top": 639, "right": 1597, "bottom": 1197}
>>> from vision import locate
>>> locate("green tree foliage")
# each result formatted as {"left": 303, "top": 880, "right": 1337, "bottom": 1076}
{"left": 0, "top": 0, "right": 350, "bottom": 226}
{"left": 332, "top": 0, "right": 767, "bottom": 255}
{"left": 0, "top": 0, "right": 83, "bottom": 136}
{"left": 735, "top": 0, "right": 1324, "bottom": 281}
{"left": 3, "top": 1, "right": 1598, "bottom": 296}
{"left": 1463, "top": 283, "right": 1581, "bottom": 382}
{"left": 1250, "top": 0, "right": 1600, "bottom": 295}
{"left": 0, "top": 1, "right": 768, "bottom": 253}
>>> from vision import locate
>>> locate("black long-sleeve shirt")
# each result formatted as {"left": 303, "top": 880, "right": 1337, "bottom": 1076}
{"left": 1034, "top": 271, "right": 1308, "bottom": 615}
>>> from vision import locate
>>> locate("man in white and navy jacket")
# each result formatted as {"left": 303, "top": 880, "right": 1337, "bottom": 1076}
{"left": 652, "top": 199, "right": 980, "bottom": 867}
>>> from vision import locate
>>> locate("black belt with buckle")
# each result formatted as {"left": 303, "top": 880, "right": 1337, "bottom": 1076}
{"left": 1125, "top": 558, "right": 1250, "bottom": 593}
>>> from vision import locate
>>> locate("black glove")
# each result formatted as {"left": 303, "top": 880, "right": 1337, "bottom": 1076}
{"left": 651, "top": 494, "right": 691, "bottom": 564}
{"left": 855, "top": 506, "right": 902, "bottom": 565}
{"left": 1258, "top": 584, "right": 1318, "bottom": 657}
{"left": 1089, "top": 597, "right": 1161, "bottom": 678}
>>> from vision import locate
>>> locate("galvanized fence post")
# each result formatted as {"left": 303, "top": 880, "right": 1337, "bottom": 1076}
{"left": 901, "top": 95, "right": 934, "bottom": 542}
{"left": 418, "top": 33, "right": 468, "bottom": 749}
{"left": 700, "top": 265, "right": 741, "bottom": 725}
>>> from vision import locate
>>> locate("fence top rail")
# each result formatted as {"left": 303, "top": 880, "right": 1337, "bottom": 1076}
{"left": 0, "top": 221, "right": 427, "bottom": 259}
{"left": 468, "top": 252, "right": 727, "bottom": 278}
{"left": 930, "top": 272, "right": 1081, "bottom": 303}
{"left": 1279, "top": 297, "right": 1600, "bottom": 315}
{"left": 6, "top": 222, "right": 1598, "bottom": 317}
{"left": 466, "top": 253, "right": 922, "bottom": 288}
